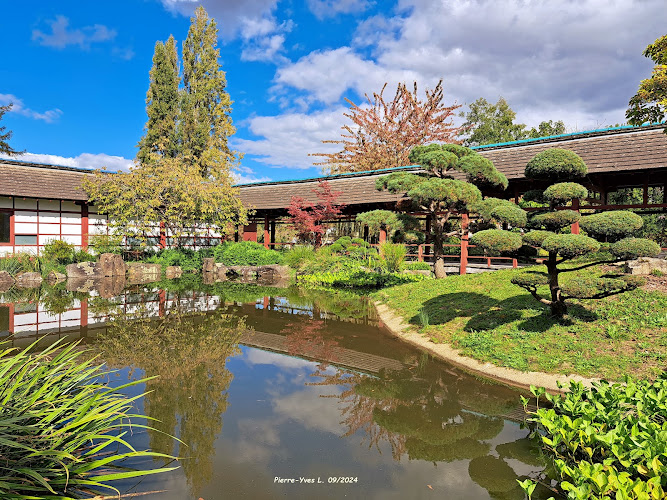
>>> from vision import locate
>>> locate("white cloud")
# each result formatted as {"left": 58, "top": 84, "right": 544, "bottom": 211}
{"left": 0, "top": 151, "right": 134, "bottom": 172}
{"left": 32, "top": 15, "right": 117, "bottom": 49}
{"left": 234, "top": 107, "right": 348, "bottom": 169}
{"left": 0, "top": 94, "right": 62, "bottom": 123}
{"left": 307, "top": 0, "right": 372, "bottom": 20}
{"left": 240, "top": 18, "right": 293, "bottom": 63}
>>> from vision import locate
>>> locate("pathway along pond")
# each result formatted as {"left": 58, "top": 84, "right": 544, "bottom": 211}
{"left": 1, "top": 281, "right": 556, "bottom": 499}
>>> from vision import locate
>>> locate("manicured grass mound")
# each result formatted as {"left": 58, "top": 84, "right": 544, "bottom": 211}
{"left": 373, "top": 265, "right": 667, "bottom": 380}
{"left": 0, "top": 340, "right": 176, "bottom": 498}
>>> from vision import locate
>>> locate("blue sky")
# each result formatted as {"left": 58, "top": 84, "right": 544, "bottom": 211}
{"left": 1, "top": 0, "right": 665, "bottom": 183}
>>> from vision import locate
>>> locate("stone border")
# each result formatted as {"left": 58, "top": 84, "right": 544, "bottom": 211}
{"left": 374, "top": 301, "right": 600, "bottom": 393}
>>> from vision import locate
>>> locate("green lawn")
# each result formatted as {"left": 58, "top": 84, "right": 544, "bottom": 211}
{"left": 373, "top": 266, "right": 667, "bottom": 380}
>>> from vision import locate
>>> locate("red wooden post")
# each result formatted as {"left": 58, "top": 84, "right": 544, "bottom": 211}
{"left": 159, "top": 221, "right": 166, "bottom": 249}
{"left": 460, "top": 213, "right": 469, "bottom": 275}
{"left": 80, "top": 298, "right": 88, "bottom": 328}
{"left": 417, "top": 244, "right": 423, "bottom": 262}
{"left": 158, "top": 290, "right": 166, "bottom": 317}
{"left": 81, "top": 204, "right": 89, "bottom": 250}
{"left": 512, "top": 258, "right": 518, "bottom": 268}
{"left": 379, "top": 227, "right": 387, "bottom": 244}
{"left": 263, "top": 215, "right": 270, "bottom": 249}
{"left": 243, "top": 222, "right": 258, "bottom": 242}
{"left": 570, "top": 198, "right": 580, "bottom": 235}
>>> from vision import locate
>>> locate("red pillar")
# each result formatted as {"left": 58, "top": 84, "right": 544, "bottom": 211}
{"left": 159, "top": 221, "right": 166, "bottom": 249}
{"left": 243, "top": 222, "right": 258, "bottom": 242}
{"left": 158, "top": 290, "right": 166, "bottom": 317}
{"left": 379, "top": 227, "right": 387, "bottom": 244}
{"left": 81, "top": 204, "right": 89, "bottom": 250}
{"left": 263, "top": 216, "right": 270, "bottom": 249}
{"left": 80, "top": 298, "right": 88, "bottom": 328}
{"left": 570, "top": 198, "right": 580, "bottom": 235}
{"left": 460, "top": 213, "right": 469, "bottom": 275}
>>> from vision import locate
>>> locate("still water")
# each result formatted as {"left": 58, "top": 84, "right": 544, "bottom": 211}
{"left": 0, "top": 281, "right": 554, "bottom": 499}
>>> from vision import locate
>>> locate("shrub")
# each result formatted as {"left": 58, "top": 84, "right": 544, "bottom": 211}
{"left": 380, "top": 243, "right": 407, "bottom": 272}
{"left": 610, "top": 237, "right": 661, "bottom": 260}
{"left": 283, "top": 245, "right": 316, "bottom": 270}
{"left": 580, "top": 211, "right": 644, "bottom": 241}
{"left": 42, "top": 239, "right": 75, "bottom": 264}
{"left": 541, "top": 234, "right": 600, "bottom": 258}
{"left": 405, "top": 261, "right": 431, "bottom": 270}
{"left": 491, "top": 205, "right": 527, "bottom": 227}
{"left": 73, "top": 249, "right": 96, "bottom": 263}
{"left": 525, "top": 148, "right": 587, "bottom": 180}
{"left": 146, "top": 247, "right": 207, "bottom": 273}
{"left": 523, "top": 376, "right": 667, "bottom": 500}
{"left": 522, "top": 230, "right": 554, "bottom": 247}
{"left": 299, "top": 269, "right": 428, "bottom": 288}
{"left": 543, "top": 182, "right": 588, "bottom": 204}
{"left": 470, "top": 230, "right": 522, "bottom": 254}
{"left": 213, "top": 241, "right": 283, "bottom": 266}
{"left": 530, "top": 210, "right": 581, "bottom": 230}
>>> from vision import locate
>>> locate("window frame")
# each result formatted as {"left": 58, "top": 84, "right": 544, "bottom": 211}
{"left": 0, "top": 209, "right": 14, "bottom": 246}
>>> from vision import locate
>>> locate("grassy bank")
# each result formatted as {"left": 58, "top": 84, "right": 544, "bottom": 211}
{"left": 373, "top": 266, "right": 667, "bottom": 380}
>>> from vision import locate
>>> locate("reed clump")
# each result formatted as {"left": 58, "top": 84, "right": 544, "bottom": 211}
{"left": 0, "top": 339, "right": 177, "bottom": 499}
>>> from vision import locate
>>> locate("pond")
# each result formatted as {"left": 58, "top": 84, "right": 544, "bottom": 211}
{"left": 0, "top": 281, "right": 554, "bottom": 499}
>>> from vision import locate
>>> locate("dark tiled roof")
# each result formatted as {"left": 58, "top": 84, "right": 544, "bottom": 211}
{"left": 0, "top": 161, "right": 90, "bottom": 201}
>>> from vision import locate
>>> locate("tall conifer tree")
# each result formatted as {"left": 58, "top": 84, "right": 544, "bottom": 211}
{"left": 180, "top": 6, "right": 236, "bottom": 175}
{"left": 137, "top": 36, "right": 180, "bottom": 164}
{"left": 0, "top": 104, "right": 23, "bottom": 157}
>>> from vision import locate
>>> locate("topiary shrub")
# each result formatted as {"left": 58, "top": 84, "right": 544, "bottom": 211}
{"left": 491, "top": 205, "right": 527, "bottom": 228}
{"left": 472, "top": 148, "right": 660, "bottom": 317}
{"left": 580, "top": 211, "right": 644, "bottom": 241}
{"left": 525, "top": 148, "right": 587, "bottom": 180}
{"left": 610, "top": 237, "right": 661, "bottom": 260}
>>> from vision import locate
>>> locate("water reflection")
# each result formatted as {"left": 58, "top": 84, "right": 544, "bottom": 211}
{"left": 1, "top": 281, "right": 553, "bottom": 499}
{"left": 95, "top": 296, "right": 244, "bottom": 496}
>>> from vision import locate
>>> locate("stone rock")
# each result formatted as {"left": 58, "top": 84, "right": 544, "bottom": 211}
{"left": 46, "top": 270, "right": 67, "bottom": 283}
{"left": 67, "top": 261, "right": 101, "bottom": 278}
{"left": 256, "top": 265, "right": 291, "bottom": 281}
{"left": 15, "top": 272, "right": 43, "bottom": 288}
{"left": 202, "top": 258, "right": 215, "bottom": 274}
{"left": 127, "top": 263, "right": 162, "bottom": 284}
{"left": 165, "top": 266, "right": 183, "bottom": 279}
{"left": 98, "top": 253, "right": 126, "bottom": 277}
{"left": 66, "top": 276, "right": 126, "bottom": 298}
{"left": 66, "top": 278, "right": 96, "bottom": 293}
{"left": 625, "top": 257, "right": 667, "bottom": 275}
{"left": 0, "top": 271, "right": 15, "bottom": 292}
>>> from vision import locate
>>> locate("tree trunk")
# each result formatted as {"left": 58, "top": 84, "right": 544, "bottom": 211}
{"left": 432, "top": 218, "right": 447, "bottom": 279}
{"left": 546, "top": 252, "right": 566, "bottom": 317}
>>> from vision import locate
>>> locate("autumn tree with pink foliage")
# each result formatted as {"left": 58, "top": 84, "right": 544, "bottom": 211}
{"left": 287, "top": 180, "right": 345, "bottom": 247}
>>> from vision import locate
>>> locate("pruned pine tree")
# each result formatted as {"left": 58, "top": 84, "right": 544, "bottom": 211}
{"left": 376, "top": 144, "right": 508, "bottom": 278}
{"left": 181, "top": 6, "right": 237, "bottom": 175}
{"left": 471, "top": 148, "right": 661, "bottom": 317}
{"left": 313, "top": 80, "right": 465, "bottom": 174}
{"left": 0, "top": 104, "right": 23, "bottom": 157}
{"left": 137, "top": 36, "right": 180, "bottom": 164}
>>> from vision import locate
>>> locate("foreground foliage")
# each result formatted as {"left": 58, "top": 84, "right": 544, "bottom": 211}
{"left": 522, "top": 376, "right": 667, "bottom": 499}
{"left": 0, "top": 340, "right": 176, "bottom": 499}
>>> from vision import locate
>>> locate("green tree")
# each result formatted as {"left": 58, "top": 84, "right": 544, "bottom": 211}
{"left": 376, "top": 144, "right": 508, "bottom": 278}
{"left": 626, "top": 34, "right": 667, "bottom": 130}
{"left": 180, "top": 6, "right": 237, "bottom": 174}
{"left": 356, "top": 209, "right": 404, "bottom": 239}
{"left": 471, "top": 148, "right": 660, "bottom": 317}
{"left": 0, "top": 104, "right": 23, "bottom": 157}
{"left": 462, "top": 97, "right": 567, "bottom": 145}
{"left": 82, "top": 156, "right": 247, "bottom": 247}
{"left": 137, "top": 36, "right": 180, "bottom": 164}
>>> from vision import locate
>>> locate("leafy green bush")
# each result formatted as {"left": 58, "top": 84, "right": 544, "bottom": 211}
{"left": 404, "top": 261, "right": 431, "bottom": 270}
{"left": 470, "top": 229, "right": 522, "bottom": 254}
{"left": 73, "top": 249, "right": 96, "bottom": 263}
{"left": 213, "top": 241, "right": 283, "bottom": 266}
{"left": 523, "top": 375, "right": 667, "bottom": 499}
{"left": 42, "top": 239, "right": 75, "bottom": 264}
{"left": 610, "top": 237, "right": 661, "bottom": 260}
{"left": 541, "top": 234, "right": 600, "bottom": 258}
{"left": 283, "top": 245, "right": 316, "bottom": 270}
{"left": 145, "top": 247, "right": 212, "bottom": 273}
{"left": 523, "top": 230, "right": 555, "bottom": 247}
{"left": 380, "top": 242, "right": 407, "bottom": 272}
{"left": 299, "top": 269, "right": 428, "bottom": 288}
{"left": 0, "top": 340, "right": 176, "bottom": 497}
{"left": 525, "top": 148, "right": 587, "bottom": 180}
{"left": 580, "top": 211, "right": 644, "bottom": 241}
{"left": 530, "top": 210, "right": 581, "bottom": 230}
{"left": 543, "top": 182, "right": 588, "bottom": 204}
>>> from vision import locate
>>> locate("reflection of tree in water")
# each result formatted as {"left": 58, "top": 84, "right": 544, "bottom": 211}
{"left": 94, "top": 296, "right": 244, "bottom": 497}
{"left": 282, "top": 319, "right": 341, "bottom": 369}
{"left": 310, "top": 358, "right": 550, "bottom": 498}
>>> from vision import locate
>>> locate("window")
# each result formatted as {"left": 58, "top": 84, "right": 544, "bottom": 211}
{"left": 0, "top": 212, "right": 9, "bottom": 243}
{"left": 14, "top": 235, "right": 37, "bottom": 245}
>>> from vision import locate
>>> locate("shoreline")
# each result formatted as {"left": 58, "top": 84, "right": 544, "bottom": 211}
{"left": 374, "top": 301, "right": 600, "bottom": 393}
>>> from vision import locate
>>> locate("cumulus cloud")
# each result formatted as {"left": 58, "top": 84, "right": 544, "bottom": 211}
{"left": 0, "top": 151, "right": 134, "bottom": 172}
{"left": 240, "top": 18, "right": 293, "bottom": 62}
{"left": 233, "top": 107, "right": 348, "bottom": 169}
{"left": 0, "top": 94, "right": 62, "bottom": 123}
{"left": 32, "top": 15, "right": 117, "bottom": 49}
{"left": 306, "top": 0, "right": 372, "bottom": 20}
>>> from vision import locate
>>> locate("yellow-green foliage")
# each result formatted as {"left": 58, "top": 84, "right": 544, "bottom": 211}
{"left": 470, "top": 229, "right": 522, "bottom": 254}
{"left": 543, "top": 182, "right": 588, "bottom": 204}
{"left": 610, "top": 237, "right": 661, "bottom": 259}
{"left": 525, "top": 148, "right": 588, "bottom": 180}
{"left": 580, "top": 211, "right": 644, "bottom": 241}
{"left": 541, "top": 234, "right": 600, "bottom": 258}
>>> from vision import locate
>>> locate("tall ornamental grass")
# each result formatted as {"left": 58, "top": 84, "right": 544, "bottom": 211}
{"left": 0, "top": 340, "right": 177, "bottom": 499}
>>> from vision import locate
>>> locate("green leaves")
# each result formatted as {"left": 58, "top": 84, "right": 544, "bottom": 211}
{"left": 543, "top": 182, "right": 588, "bottom": 204}
{"left": 407, "top": 178, "right": 482, "bottom": 210}
{"left": 526, "top": 375, "right": 667, "bottom": 500}
{"left": 610, "top": 237, "right": 661, "bottom": 260}
{"left": 470, "top": 229, "right": 522, "bottom": 254}
{"left": 525, "top": 148, "right": 588, "bottom": 180}
{"left": 580, "top": 211, "right": 644, "bottom": 241}
{"left": 541, "top": 234, "right": 600, "bottom": 258}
